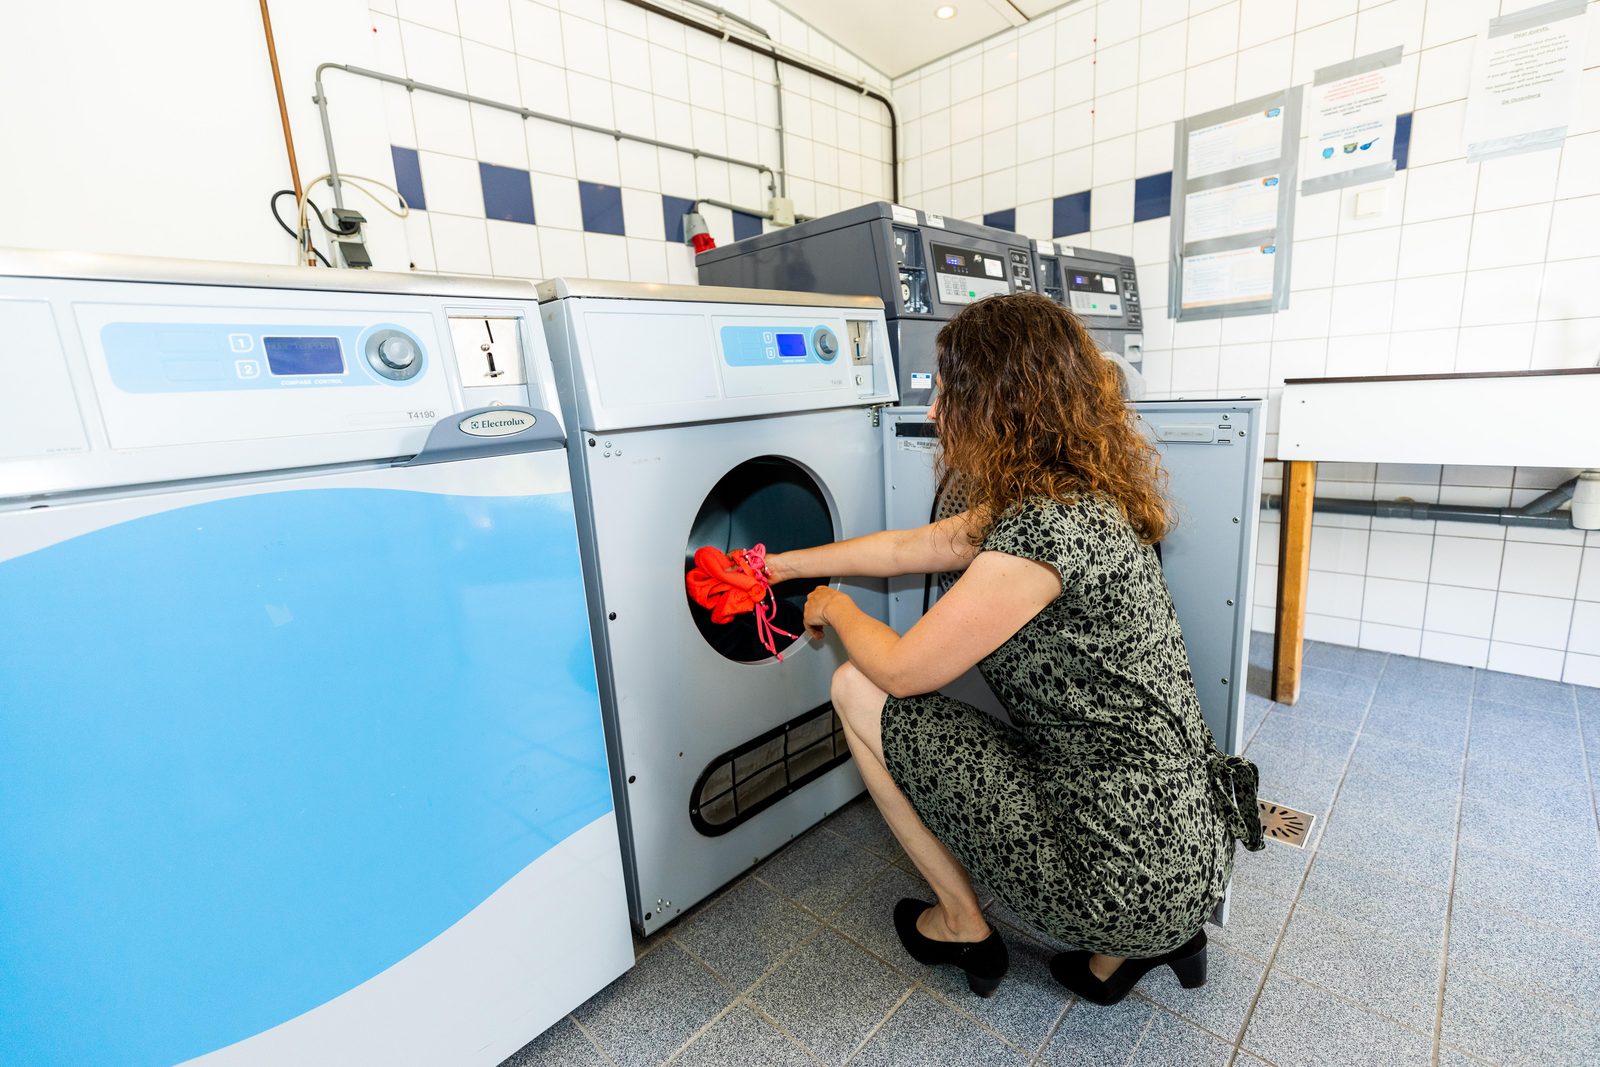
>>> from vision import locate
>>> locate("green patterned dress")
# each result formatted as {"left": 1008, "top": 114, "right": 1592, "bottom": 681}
{"left": 881, "top": 494, "right": 1262, "bottom": 957}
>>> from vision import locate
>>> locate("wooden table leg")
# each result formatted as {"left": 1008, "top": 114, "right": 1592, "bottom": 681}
{"left": 1272, "top": 460, "right": 1316, "bottom": 705}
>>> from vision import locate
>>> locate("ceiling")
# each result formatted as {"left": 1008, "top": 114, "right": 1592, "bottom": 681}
{"left": 782, "top": 0, "right": 1079, "bottom": 79}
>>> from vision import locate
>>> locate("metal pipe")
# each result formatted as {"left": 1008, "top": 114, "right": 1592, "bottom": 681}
{"left": 259, "top": 0, "right": 301, "bottom": 200}
{"left": 694, "top": 197, "right": 813, "bottom": 223}
{"left": 678, "top": 0, "right": 789, "bottom": 199}
{"left": 616, "top": 0, "right": 900, "bottom": 202}
{"left": 312, "top": 63, "right": 777, "bottom": 205}
{"left": 1259, "top": 493, "right": 1574, "bottom": 528}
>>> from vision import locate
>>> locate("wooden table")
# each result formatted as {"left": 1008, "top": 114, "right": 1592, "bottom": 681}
{"left": 1271, "top": 369, "right": 1599, "bottom": 704}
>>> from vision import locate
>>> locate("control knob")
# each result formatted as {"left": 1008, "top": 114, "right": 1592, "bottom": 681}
{"left": 364, "top": 327, "right": 425, "bottom": 380}
{"left": 377, "top": 335, "right": 418, "bottom": 370}
{"left": 814, "top": 327, "right": 838, "bottom": 361}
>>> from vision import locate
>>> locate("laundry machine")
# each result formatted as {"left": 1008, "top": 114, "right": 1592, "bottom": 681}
{"left": 0, "top": 251, "right": 632, "bottom": 1067}
{"left": 538, "top": 279, "right": 897, "bottom": 934}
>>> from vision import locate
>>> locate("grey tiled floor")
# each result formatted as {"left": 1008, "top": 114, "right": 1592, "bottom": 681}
{"left": 509, "top": 639, "right": 1600, "bottom": 1066}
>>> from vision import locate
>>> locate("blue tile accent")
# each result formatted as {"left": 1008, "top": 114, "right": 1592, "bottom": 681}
{"left": 390, "top": 146, "right": 426, "bottom": 212}
{"left": 579, "top": 182, "right": 625, "bottom": 235}
{"left": 1134, "top": 171, "right": 1173, "bottom": 223}
{"left": 479, "top": 163, "right": 534, "bottom": 225}
{"left": 662, "top": 194, "right": 696, "bottom": 243}
{"left": 982, "top": 208, "right": 1015, "bottom": 231}
{"left": 1052, "top": 190, "right": 1091, "bottom": 237}
{"left": 732, "top": 210, "right": 763, "bottom": 242}
{"left": 1393, "top": 112, "right": 1413, "bottom": 171}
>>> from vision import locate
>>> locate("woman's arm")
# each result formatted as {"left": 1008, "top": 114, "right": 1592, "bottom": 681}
{"left": 804, "top": 550, "right": 1060, "bottom": 699}
{"left": 767, "top": 511, "right": 984, "bottom": 583}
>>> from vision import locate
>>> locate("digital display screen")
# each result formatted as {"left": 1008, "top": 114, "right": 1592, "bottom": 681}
{"left": 264, "top": 336, "right": 344, "bottom": 376}
{"left": 776, "top": 333, "right": 807, "bottom": 357}
{"left": 945, "top": 254, "right": 965, "bottom": 267}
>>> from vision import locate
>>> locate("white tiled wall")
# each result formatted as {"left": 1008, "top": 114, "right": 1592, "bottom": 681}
{"left": 895, "top": 0, "right": 1600, "bottom": 683}
{"left": 369, "top": 0, "right": 895, "bottom": 281}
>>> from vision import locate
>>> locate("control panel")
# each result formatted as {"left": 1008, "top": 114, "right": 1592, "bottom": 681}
{"left": 98, "top": 320, "right": 430, "bottom": 393}
{"left": 720, "top": 324, "right": 841, "bottom": 366}
{"left": 1034, "top": 242, "right": 1146, "bottom": 397}
{"left": 930, "top": 243, "right": 1009, "bottom": 305}
{"left": 540, "top": 293, "right": 897, "bottom": 434}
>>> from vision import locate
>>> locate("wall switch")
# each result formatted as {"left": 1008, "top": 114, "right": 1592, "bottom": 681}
{"left": 1353, "top": 187, "right": 1387, "bottom": 219}
{"left": 448, "top": 316, "right": 527, "bottom": 388}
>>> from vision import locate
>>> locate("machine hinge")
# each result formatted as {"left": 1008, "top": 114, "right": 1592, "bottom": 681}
{"left": 867, "top": 404, "right": 883, "bottom": 427}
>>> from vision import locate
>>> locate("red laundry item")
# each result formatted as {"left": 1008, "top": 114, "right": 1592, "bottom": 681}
{"left": 685, "top": 543, "right": 797, "bottom": 659}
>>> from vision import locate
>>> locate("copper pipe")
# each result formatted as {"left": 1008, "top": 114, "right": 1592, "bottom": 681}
{"left": 259, "top": 0, "right": 302, "bottom": 200}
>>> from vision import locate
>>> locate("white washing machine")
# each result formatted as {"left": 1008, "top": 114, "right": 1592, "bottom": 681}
{"left": 538, "top": 279, "right": 898, "bottom": 934}
{"left": 0, "top": 251, "right": 632, "bottom": 1067}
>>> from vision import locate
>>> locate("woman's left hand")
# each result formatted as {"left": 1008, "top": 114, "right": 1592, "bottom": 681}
{"left": 803, "top": 586, "right": 849, "bottom": 639}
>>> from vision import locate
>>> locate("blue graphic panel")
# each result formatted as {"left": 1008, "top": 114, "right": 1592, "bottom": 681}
{"left": 0, "top": 486, "right": 611, "bottom": 1066}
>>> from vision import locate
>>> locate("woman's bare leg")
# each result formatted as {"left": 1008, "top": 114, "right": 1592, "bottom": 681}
{"left": 831, "top": 663, "right": 990, "bottom": 942}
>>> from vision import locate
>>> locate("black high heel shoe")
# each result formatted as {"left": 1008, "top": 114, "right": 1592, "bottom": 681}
{"left": 1049, "top": 929, "right": 1207, "bottom": 1006}
{"left": 893, "top": 898, "right": 1010, "bottom": 997}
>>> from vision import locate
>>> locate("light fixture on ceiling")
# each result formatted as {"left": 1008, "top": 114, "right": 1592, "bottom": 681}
{"left": 935, "top": 5, "right": 957, "bottom": 18}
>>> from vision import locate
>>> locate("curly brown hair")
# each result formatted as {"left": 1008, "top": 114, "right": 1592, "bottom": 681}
{"left": 933, "top": 291, "right": 1169, "bottom": 544}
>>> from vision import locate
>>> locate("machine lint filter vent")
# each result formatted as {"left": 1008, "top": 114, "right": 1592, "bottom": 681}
{"left": 1258, "top": 800, "right": 1316, "bottom": 848}
{"left": 691, "top": 703, "right": 850, "bottom": 836}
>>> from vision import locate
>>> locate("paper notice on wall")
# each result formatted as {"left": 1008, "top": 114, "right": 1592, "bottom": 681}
{"left": 1184, "top": 175, "right": 1281, "bottom": 242}
{"left": 1186, "top": 106, "right": 1285, "bottom": 179}
{"left": 1180, "top": 245, "right": 1278, "bottom": 311}
{"left": 1302, "top": 47, "right": 1401, "bottom": 193}
{"left": 1464, "top": 0, "right": 1589, "bottom": 161}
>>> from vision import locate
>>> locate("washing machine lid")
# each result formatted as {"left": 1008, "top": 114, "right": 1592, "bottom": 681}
{"left": 535, "top": 277, "right": 884, "bottom": 311}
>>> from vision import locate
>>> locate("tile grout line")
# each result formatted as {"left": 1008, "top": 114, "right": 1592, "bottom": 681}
{"left": 1430, "top": 663, "right": 1478, "bottom": 1067}
{"left": 1228, "top": 652, "right": 1389, "bottom": 1062}
{"left": 839, "top": 985, "right": 917, "bottom": 1065}
{"left": 566, "top": 1013, "right": 621, "bottom": 1067}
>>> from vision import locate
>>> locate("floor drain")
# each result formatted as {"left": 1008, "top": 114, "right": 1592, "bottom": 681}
{"left": 1258, "top": 800, "right": 1316, "bottom": 848}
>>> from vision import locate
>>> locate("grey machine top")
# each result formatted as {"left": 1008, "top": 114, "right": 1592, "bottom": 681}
{"left": 535, "top": 276, "right": 884, "bottom": 310}
{"left": 696, "top": 202, "right": 1040, "bottom": 405}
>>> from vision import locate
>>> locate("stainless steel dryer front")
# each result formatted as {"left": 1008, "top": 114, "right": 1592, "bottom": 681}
{"left": 539, "top": 279, "right": 898, "bottom": 934}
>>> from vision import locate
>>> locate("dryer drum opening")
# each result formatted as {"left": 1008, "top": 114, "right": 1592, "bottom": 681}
{"left": 684, "top": 456, "right": 834, "bottom": 663}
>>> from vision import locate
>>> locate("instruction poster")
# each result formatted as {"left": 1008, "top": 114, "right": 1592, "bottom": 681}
{"left": 1180, "top": 246, "right": 1279, "bottom": 311}
{"left": 1303, "top": 47, "right": 1401, "bottom": 193}
{"left": 1185, "top": 108, "right": 1285, "bottom": 179}
{"left": 1464, "top": 0, "right": 1589, "bottom": 161}
{"left": 1184, "top": 175, "right": 1281, "bottom": 243}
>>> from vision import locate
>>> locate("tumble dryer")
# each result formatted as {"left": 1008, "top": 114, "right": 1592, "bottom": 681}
{"left": 0, "top": 251, "right": 632, "bottom": 1066}
{"left": 538, "top": 279, "right": 897, "bottom": 934}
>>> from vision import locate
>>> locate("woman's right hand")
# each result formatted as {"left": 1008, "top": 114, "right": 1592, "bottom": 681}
{"left": 762, "top": 550, "right": 796, "bottom": 584}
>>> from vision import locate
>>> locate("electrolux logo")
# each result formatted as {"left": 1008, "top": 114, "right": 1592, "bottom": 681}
{"left": 459, "top": 411, "right": 536, "bottom": 438}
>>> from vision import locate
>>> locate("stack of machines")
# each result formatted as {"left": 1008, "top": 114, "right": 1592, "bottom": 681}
{"left": 698, "top": 202, "right": 1264, "bottom": 763}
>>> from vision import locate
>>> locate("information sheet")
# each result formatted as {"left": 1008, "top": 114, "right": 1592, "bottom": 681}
{"left": 1184, "top": 175, "right": 1281, "bottom": 243}
{"left": 1180, "top": 246, "right": 1279, "bottom": 311}
{"left": 1303, "top": 48, "right": 1400, "bottom": 192}
{"left": 1464, "top": 0, "right": 1589, "bottom": 161}
{"left": 1186, "top": 107, "right": 1285, "bottom": 179}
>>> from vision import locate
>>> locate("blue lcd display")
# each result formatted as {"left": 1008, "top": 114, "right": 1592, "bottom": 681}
{"left": 264, "top": 336, "right": 345, "bottom": 376}
{"left": 775, "top": 333, "right": 807, "bottom": 357}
